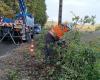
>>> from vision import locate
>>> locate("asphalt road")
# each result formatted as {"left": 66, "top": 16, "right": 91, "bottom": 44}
{"left": 0, "top": 41, "right": 17, "bottom": 56}
{"left": 81, "top": 30, "right": 100, "bottom": 42}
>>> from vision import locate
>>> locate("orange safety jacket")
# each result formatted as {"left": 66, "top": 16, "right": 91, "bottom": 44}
{"left": 51, "top": 24, "right": 69, "bottom": 39}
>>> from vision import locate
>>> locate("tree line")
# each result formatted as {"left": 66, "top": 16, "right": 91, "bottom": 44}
{"left": 0, "top": 0, "right": 47, "bottom": 26}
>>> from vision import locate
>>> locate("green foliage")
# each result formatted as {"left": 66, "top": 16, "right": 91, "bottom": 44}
{"left": 35, "top": 29, "right": 100, "bottom": 80}
{"left": 0, "top": 1, "right": 14, "bottom": 17}
{"left": 63, "top": 31, "right": 81, "bottom": 44}
{"left": 71, "top": 12, "right": 96, "bottom": 25}
{"left": 52, "top": 43, "right": 99, "bottom": 80}
{"left": 83, "top": 16, "right": 96, "bottom": 25}
{"left": 26, "top": 0, "right": 47, "bottom": 26}
{"left": 8, "top": 69, "right": 20, "bottom": 80}
{"left": 35, "top": 28, "right": 48, "bottom": 60}
{"left": 88, "top": 37, "right": 100, "bottom": 74}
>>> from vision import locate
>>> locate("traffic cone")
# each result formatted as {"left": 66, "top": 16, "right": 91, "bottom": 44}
{"left": 29, "top": 39, "right": 35, "bottom": 56}
{"left": 30, "top": 44, "right": 34, "bottom": 52}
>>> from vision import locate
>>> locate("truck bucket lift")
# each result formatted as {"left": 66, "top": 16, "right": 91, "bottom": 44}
{"left": 0, "top": 0, "right": 35, "bottom": 45}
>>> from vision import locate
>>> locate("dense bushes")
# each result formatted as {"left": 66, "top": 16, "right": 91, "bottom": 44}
{"left": 51, "top": 42, "right": 99, "bottom": 80}
{"left": 35, "top": 29, "right": 100, "bottom": 80}
{"left": 6, "top": 29, "right": 99, "bottom": 80}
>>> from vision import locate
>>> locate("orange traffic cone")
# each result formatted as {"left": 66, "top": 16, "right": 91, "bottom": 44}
{"left": 29, "top": 39, "right": 35, "bottom": 56}
{"left": 30, "top": 44, "right": 34, "bottom": 52}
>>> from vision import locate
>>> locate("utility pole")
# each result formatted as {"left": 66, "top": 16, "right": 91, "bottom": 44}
{"left": 58, "top": 0, "right": 63, "bottom": 25}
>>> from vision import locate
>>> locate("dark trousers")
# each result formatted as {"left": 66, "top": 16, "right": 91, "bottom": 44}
{"left": 44, "top": 32, "right": 56, "bottom": 63}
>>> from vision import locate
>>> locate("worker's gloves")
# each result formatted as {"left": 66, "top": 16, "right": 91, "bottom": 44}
{"left": 56, "top": 39, "right": 67, "bottom": 48}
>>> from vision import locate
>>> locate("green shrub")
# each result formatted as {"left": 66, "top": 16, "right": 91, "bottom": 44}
{"left": 7, "top": 69, "right": 20, "bottom": 80}
{"left": 51, "top": 43, "right": 99, "bottom": 80}
{"left": 35, "top": 28, "right": 48, "bottom": 60}
{"left": 35, "top": 29, "right": 100, "bottom": 80}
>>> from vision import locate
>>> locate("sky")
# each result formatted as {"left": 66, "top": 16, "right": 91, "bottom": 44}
{"left": 45, "top": 0, "right": 100, "bottom": 23}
